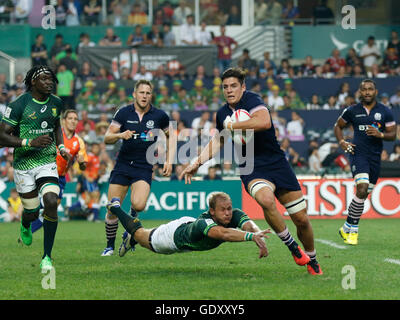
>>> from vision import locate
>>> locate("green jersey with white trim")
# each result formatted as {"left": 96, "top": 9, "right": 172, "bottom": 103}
{"left": 2, "top": 92, "right": 64, "bottom": 170}
{"left": 173, "top": 209, "right": 250, "bottom": 251}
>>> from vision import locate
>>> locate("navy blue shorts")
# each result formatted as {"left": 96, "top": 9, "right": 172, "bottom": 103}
{"left": 109, "top": 162, "right": 153, "bottom": 187}
{"left": 240, "top": 159, "right": 301, "bottom": 196}
{"left": 349, "top": 154, "right": 380, "bottom": 185}
{"left": 59, "top": 175, "right": 66, "bottom": 199}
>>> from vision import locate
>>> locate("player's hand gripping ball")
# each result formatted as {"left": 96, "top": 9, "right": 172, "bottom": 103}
{"left": 230, "top": 109, "right": 254, "bottom": 145}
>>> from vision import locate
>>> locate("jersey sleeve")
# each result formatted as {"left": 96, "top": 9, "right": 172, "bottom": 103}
{"left": 229, "top": 209, "right": 251, "bottom": 229}
{"left": 339, "top": 107, "right": 352, "bottom": 123}
{"left": 2, "top": 99, "right": 24, "bottom": 128}
{"left": 216, "top": 109, "right": 225, "bottom": 132}
{"left": 197, "top": 218, "right": 218, "bottom": 236}
{"left": 384, "top": 107, "right": 396, "bottom": 127}
{"left": 242, "top": 92, "right": 267, "bottom": 115}
{"left": 111, "top": 107, "right": 125, "bottom": 130}
{"left": 159, "top": 110, "right": 170, "bottom": 131}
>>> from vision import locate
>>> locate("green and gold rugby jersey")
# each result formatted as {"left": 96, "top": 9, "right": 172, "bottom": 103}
{"left": 2, "top": 92, "right": 64, "bottom": 170}
{"left": 173, "top": 209, "right": 250, "bottom": 252}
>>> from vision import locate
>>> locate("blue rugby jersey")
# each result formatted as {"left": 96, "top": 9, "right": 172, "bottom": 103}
{"left": 111, "top": 104, "right": 170, "bottom": 169}
{"left": 340, "top": 102, "right": 396, "bottom": 157}
{"left": 216, "top": 90, "right": 286, "bottom": 168}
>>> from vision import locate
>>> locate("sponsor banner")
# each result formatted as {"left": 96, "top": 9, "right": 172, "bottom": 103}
{"left": 79, "top": 46, "right": 217, "bottom": 79}
{"left": 0, "top": 180, "right": 242, "bottom": 221}
{"left": 242, "top": 178, "right": 400, "bottom": 219}
{"left": 292, "top": 25, "right": 400, "bottom": 59}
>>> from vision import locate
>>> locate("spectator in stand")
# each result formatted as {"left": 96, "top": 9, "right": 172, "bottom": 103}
{"left": 14, "top": 0, "right": 33, "bottom": 24}
{"left": 194, "top": 65, "right": 208, "bottom": 81}
{"left": 191, "top": 110, "right": 212, "bottom": 137}
{"left": 146, "top": 24, "right": 164, "bottom": 47}
{"left": 180, "top": 14, "right": 198, "bottom": 45}
{"left": 389, "top": 144, "right": 400, "bottom": 162}
{"left": 213, "top": 25, "right": 238, "bottom": 73}
{"left": 65, "top": 0, "right": 80, "bottom": 26}
{"left": 57, "top": 63, "right": 75, "bottom": 109}
{"left": 334, "top": 66, "right": 347, "bottom": 79}
{"left": 83, "top": 0, "right": 101, "bottom": 26}
{"left": 382, "top": 47, "right": 400, "bottom": 76}
{"left": 99, "top": 28, "right": 122, "bottom": 46}
{"left": 204, "top": 166, "right": 222, "bottom": 181}
{"left": 299, "top": 55, "right": 315, "bottom": 77}
{"left": 280, "top": 137, "right": 300, "bottom": 167}
{"left": 265, "top": 0, "right": 282, "bottom": 25}
{"left": 268, "top": 84, "right": 284, "bottom": 110}
{"left": 107, "top": 3, "right": 128, "bottom": 26}
{"left": 337, "top": 82, "right": 351, "bottom": 105}
{"left": 170, "top": 164, "right": 185, "bottom": 181}
{"left": 306, "top": 94, "right": 321, "bottom": 110}
{"left": 77, "top": 33, "right": 95, "bottom": 54}
{"left": 286, "top": 111, "right": 305, "bottom": 141}
{"left": 127, "top": 24, "right": 147, "bottom": 46}
{"left": 322, "top": 95, "right": 340, "bottom": 110}
{"left": 259, "top": 51, "right": 277, "bottom": 74}
{"left": 78, "top": 61, "right": 96, "bottom": 84}
{"left": 176, "top": 87, "right": 192, "bottom": 110}
{"left": 76, "top": 80, "right": 100, "bottom": 111}
{"left": 190, "top": 79, "right": 209, "bottom": 110}
{"left": 155, "top": 85, "right": 174, "bottom": 111}
{"left": 117, "top": 87, "right": 131, "bottom": 106}
{"left": 173, "top": 0, "right": 192, "bottom": 25}
{"left": 153, "top": 8, "right": 166, "bottom": 26}
{"left": 119, "top": 67, "right": 132, "bottom": 80}
{"left": 359, "top": 36, "right": 381, "bottom": 73}
{"left": 345, "top": 48, "right": 361, "bottom": 75}
{"left": 254, "top": 0, "right": 268, "bottom": 25}
{"left": 127, "top": 3, "right": 148, "bottom": 25}
{"left": 351, "top": 64, "right": 365, "bottom": 78}
{"left": 49, "top": 34, "right": 67, "bottom": 66}
{"left": 380, "top": 93, "right": 390, "bottom": 107}
{"left": 389, "top": 88, "right": 400, "bottom": 107}
{"left": 161, "top": 1, "right": 174, "bottom": 24}
{"left": 381, "top": 149, "right": 389, "bottom": 161}
{"left": 55, "top": 0, "right": 67, "bottom": 26}
{"left": 201, "top": 2, "right": 226, "bottom": 26}
{"left": 197, "top": 21, "right": 213, "bottom": 45}
{"left": 133, "top": 65, "right": 153, "bottom": 81}
{"left": 342, "top": 95, "right": 355, "bottom": 108}
{"left": 225, "top": 4, "right": 241, "bottom": 25}
{"left": 237, "top": 49, "right": 258, "bottom": 73}
{"left": 163, "top": 22, "right": 176, "bottom": 46}
{"left": 276, "top": 58, "right": 291, "bottom": 78}
{"left": 0, "top": 0, "right": 14, "bottom": 24}
{"left": 100, "top": 82, "right": 119, "bottom": 110}
{"left": 308, "top": 147, "right": 322, "bottom": 173}
{"left": 326, "top": 48, "right": 346, "bottom": 74}
{"left": 387, "top": 30, "right": 400, "bottom": 55}
{"left": 76, "top": 110, "right": 96, "bottom": 134}
{"left": 10, "top": 73, "right": 25, "bottom": 92}
{"left": 59, "top": 47, "right": 79, "bottom": 74}
{"left": 281, "top": 0, "right": 300, "bottom": 24}
{"left": 312, "top": 0, "right": 334, "bottom": 25}
{"left": 31, "top": 34, "right": 48, "bottom": 67}
{"left": 96, "top": 66, "right": 114, "bottom": 80}
{"left": 6, "top": 188, "right": 23, "bottom": 222}
{"left": 270, "top": 109, "right": 286, "bottom": 138}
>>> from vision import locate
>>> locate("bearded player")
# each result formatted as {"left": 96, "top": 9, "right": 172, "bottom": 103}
{"left": 30, "top": 109, "right": 88, "bottom": 233}
{"left": 335, "top": 79, "right": 397, "bottom": 245}
{"left": 181, "top": 68, "right": 322, "bottom": 275}
{"left": 0, "top": 65, "right": 69, "bottom": 271}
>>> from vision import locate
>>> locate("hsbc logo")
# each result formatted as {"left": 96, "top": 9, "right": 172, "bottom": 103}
{"left": 330, "top": 33, "right": 388, "bottom": 53}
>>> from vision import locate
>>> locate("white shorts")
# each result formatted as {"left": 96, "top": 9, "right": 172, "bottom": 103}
{"left": 13, "top": 162, "right": 59, "bottom": 194}
{"left": 150, "top": 216, "right": 196, "bottom": 254}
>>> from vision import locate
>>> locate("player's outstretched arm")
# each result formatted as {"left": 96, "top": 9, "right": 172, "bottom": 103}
{"left": 104, "top": 123, "right": 134, "bottom": 144}
{"left": 207, "top": 226, "right": 270, "bottom": 258}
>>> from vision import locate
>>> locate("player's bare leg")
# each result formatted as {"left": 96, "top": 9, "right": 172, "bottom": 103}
{"left": 249, "top": 179, "right": 310, "bottom": 268}
{"left": 278, "top": 190, "right": 322, "bottom": 275}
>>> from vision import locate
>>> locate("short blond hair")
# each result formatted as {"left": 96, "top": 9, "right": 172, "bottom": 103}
{"left": 208, "top": 192, "right": 231, "bottom": 210}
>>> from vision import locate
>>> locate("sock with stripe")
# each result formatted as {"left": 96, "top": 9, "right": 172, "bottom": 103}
{"left": 42, "top": 215, "right": 58, "bottom": 259}
{"left": 305, "top": 250, "right": 317, "bottom": 263}
{"left": 109, "top": 205, "right": 143, "bottom": 235}
{"left": 276, "top": 227, "right": 299, "bottom": 253}
{"left": 105, "top": 218, "right": 118, "bottom": 249}
{"left": 345, "top": 195, "right": 365, "bottom": 233}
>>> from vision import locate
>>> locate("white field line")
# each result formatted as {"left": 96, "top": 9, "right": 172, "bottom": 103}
{"left": 384, "top": 258, "right": 400, "bottom": 266}
{"left": 315, "top": 238, "right": 347, "bottom": 250}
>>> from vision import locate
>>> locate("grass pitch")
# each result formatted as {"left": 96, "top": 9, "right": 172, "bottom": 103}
{"left": 1, "top": 219, "right": 400, "bottom": 300}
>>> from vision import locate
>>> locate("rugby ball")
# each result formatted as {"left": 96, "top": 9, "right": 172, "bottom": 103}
{"left": 231, "top": 109, "right": 254, "bottom": 145}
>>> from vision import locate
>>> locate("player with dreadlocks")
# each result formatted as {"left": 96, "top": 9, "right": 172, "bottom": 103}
{"left": 0, "top": 65, "right": 70, "bottom": 271}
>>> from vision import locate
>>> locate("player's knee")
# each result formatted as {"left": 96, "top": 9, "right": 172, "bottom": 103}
{"left": 43, "top": 193, "right": 59, "bottom": 212}
{"left": 257, "top": 193, "right": 276, "bottom": 210}
{"left": 132, "top": 201, "right": 146, "bottom": 213}
{"left": 356, "top": 186, "right": 369, "bottom": 199}
{"left": 291, "top": 212, "right": 310, "bottom": 229}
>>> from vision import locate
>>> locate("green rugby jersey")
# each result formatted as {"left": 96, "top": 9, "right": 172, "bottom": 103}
{"left": 173, "top": 209, "right": 250, "bottom": 252}
{"left": 2, "top": 92, "right": 64, "bottom": 170}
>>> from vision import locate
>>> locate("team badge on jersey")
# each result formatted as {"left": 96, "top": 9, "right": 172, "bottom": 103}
{"left": 146, "top": 120, "right": 154, "bottom": 129}
{"left": 374, "top": 113, "right": 381, "bottom": 121}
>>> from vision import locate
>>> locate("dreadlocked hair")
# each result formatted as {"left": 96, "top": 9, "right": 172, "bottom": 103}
{"left": 24, "top": 65, "right": 58, "bottom": 92}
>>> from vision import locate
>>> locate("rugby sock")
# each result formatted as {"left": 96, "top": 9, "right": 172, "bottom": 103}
{"left": 105, "top": 219, "right": 118, "bottom": 249}
{"left": 42, "top": 215, "right": 58, "bottom": 259}
{"left": 305, "top": 250, "right": 317, "bottom": 263}
{"left": 342, "top": 221, "right": 352, "bottom": 233}
{"left": 130, "top": 208, "right": 137, "bottom": 218}
{"left": 69, "top": 201, "right": 82, "bottom": 212}
{"left": 277, "top": 227, "right": 299, "bottom": 253}
{"left": 345, "top": 196, "right": 365, "bottom": 233}
{"left": 109, "top": 205, "right": 143, "bottom": 235}
{"left": 31, "top": 218, "right": 43, "bottom": 233}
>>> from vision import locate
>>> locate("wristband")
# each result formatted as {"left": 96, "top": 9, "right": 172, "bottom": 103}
{"left": 244, "top": 232, "right": 254, "bottom": 241}
{"left": 58, "top": 144, "right": 66, "bottom": 152}
{"left": 21, "top": 138, "right": 30, "bottom": 147}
